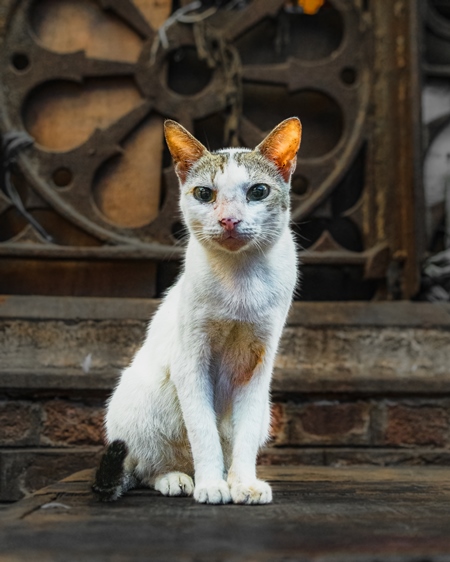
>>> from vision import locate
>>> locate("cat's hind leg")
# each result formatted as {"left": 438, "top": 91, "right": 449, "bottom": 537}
{"left": 134, "top": 443, "right": 195, "bottom": 497}
{"left": 153, "top": 472, "right": 194, "bottom": 497}
{"left": 92, "top": 440, "right": 137, "bottom": 502}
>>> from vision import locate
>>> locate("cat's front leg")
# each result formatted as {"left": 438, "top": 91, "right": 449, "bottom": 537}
{"left": 227, "top": 365, "right": 273, "bottom": 505}
{"left": 172, "top": 352, "right": 231, "bottom": 505}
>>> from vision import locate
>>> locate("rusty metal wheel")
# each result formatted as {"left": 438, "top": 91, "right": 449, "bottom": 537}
{"left": 0, "top": 0, "right": 371, "bottom": 263}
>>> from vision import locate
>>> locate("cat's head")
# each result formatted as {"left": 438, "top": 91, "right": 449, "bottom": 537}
{"left": 164, "top": 118, "right": 302, "bottom": 253}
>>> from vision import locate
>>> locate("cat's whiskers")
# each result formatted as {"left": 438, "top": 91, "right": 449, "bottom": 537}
{"left": 190, "top": 227, "right": 211, "bottom": 245}
{"left": 192, "top": 223, "right": 280, "bottom": 257}
{"left": 172, "top": 223, "right": 191, "bottom": 247}
{"left": 251, "top": 237, "right": 266, "bottom": 257}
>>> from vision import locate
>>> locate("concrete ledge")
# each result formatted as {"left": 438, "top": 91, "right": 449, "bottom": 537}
{"left": 2, "top": 366, "right": 450, "bottom": 395}
{"left": 0, "top": 295, "right": 159, "bottom": 321}
{"left": 2, "top": 297, "right": 450, "bottom": 395}
{"left": 0, "top": 369, "right": 116, "bottom": 391}
{"left": 1, "top": 295, "right": 450, "bottom": 327}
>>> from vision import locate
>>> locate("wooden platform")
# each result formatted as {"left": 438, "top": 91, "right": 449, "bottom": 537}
{"left": 1, "top": 466, "right": 450, "bottom": 561}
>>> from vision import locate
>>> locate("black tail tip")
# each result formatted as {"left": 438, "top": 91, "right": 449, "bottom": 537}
{"left": 92, "top": 440, "right": 128, "bottom": 502}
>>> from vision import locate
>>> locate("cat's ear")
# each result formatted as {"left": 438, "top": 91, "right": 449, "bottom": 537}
{"left": 164, "top": 120, "right": 208, "bottom": 183}
{"left": 256, "top": 117, "right": 302, "bottom": 182}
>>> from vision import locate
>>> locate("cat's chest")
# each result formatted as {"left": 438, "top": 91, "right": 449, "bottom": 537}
{"left": 207, "top": 320, "right": 266, "bottom": 384}
{"left": 208, "top": 320, "right": 260, "bottom": 349}
{"left": 207, "top": 266, "right": 282, "bottom": 323}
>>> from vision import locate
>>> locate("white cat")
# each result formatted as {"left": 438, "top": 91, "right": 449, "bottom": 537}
{"left": 94, "top": 117, "right": 301, "bottom": 505}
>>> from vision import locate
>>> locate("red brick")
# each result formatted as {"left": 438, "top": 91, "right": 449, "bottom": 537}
{"left": 287, "top": 401, "right": 372, "bottom": 445}
{"left": 382, "top": 404, "right": 449, "bottom": 447}
{"left": 0, "top": 401, "right": 41, "bottom": 446}
{"left": 41, "top": 400, "right": 105, "bottom": 447}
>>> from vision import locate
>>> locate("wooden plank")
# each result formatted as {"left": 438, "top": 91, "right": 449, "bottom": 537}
{"left": 0, "top": 295, "right": 160, "bottom": 320}
{"left": 37, "top": 465, "right": 450, "bottom": 487}
{"left": 257, "top": 465, "right": 450, "bottom": 485}
{"left": 0, "top": 260, "right": 157, "bottom": 298}
{"left": 1, "top": 466, "right": 450, "bottom": 560}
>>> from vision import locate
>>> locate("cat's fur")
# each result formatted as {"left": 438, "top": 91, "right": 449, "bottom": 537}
{"left": 94, "top": 117, "right": 301, "bottom": 504}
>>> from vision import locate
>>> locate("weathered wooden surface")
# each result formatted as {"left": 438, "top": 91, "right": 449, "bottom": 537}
{"left": 1, "top": 466, "right": 450, "bottom": 561}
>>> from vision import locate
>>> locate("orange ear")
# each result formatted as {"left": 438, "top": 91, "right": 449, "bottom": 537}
{"left": 256, "top": 117, "right": 302, "bottom": 182}
{"left": 164, "top": 120, "right": 207, "bottom": 183}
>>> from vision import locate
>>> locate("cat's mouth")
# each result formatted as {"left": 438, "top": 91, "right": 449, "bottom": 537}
{"left": 216, "top": 232, "right": 249, "bottom": 251}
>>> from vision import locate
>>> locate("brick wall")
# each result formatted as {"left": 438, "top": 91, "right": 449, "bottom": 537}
{"left": 0, "top": 398, "right": 104, "bottom": 448}
{"left": 269, "top": 400, "right": 450, "bottom": 448}
{"left": 0, "top": 395, "right": 105, "bottom": 501}
{"left": 263, "top": 400, "right": 450, "bottom": 467}
{"left": 2, "top": 393, "right": 450, "bottom": 501}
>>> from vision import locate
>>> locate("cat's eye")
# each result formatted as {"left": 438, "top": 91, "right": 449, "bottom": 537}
{"left": 247, "top": 184, "right": 270, "bottom": 202}
{"left": 193, "top": 187, "right": 216, "bottom": 203}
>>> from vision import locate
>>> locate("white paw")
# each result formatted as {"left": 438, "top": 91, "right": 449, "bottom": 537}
{"left": 154, "top": 472, "right": 194, "bottom": 497}
{"left": 194, "top": 480, "right": 231, "bottom": 504}
{"left": 230, "top": 479, "right": 272, "bottom": 505}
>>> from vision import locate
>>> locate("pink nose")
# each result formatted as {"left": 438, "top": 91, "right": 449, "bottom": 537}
{"left": 219, "top": 217, "right": 241, "bottom": 231}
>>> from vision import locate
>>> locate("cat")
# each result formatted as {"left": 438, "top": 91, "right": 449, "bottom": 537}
{"left": 93, "top": 116, "right": 302, "bottom": 504}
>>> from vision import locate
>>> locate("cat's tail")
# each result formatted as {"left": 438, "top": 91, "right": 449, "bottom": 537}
{"left": 92, "top": 440, "right": 136, "bottom": 502}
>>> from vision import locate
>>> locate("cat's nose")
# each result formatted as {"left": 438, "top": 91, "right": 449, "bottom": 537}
{"left": 219, "top": 217, "right": 241, "bottom": 231}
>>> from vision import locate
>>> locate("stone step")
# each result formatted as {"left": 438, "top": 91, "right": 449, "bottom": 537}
{"left": 1, "top": 296, "right": 450, "bottom": 501}
{"left": 2, "top": 296, "right": 450, "bottom": 395}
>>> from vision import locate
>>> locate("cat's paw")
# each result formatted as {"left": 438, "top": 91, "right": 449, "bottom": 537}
{"left": 194, "top": 480, "right": 231, "bottom": 504}
{"left": 154, "top": 472, "right": 194, "bottom": 496}
{"left": 230, "top": 479, "right": 272, "bottom": 505}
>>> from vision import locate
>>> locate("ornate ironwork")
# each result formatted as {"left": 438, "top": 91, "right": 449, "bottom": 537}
{"left": 0, "top": 0, "right": 423, "bottom": 298}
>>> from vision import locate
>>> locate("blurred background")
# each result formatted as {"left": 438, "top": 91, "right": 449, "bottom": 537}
{"left": 0, "top": 0, "right": 432, "bottom": 301}
{"left": 2, "top": 0, "right": 450, "bottom": 503}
